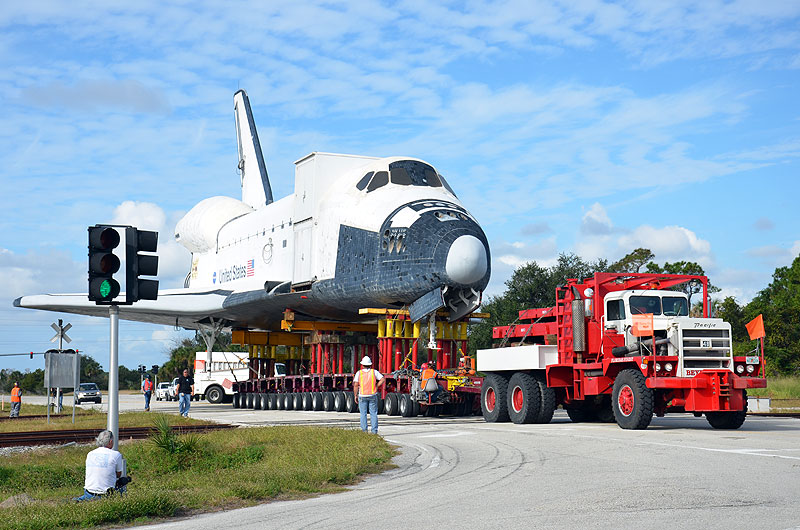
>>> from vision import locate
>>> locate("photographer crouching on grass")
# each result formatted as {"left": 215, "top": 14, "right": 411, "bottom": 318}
{"left": 74, "top": 430, "right": 130, "bottom": 501}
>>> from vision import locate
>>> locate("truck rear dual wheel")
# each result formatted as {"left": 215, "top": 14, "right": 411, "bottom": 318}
{"left": 232, "top": 393, "right": 241, "bottom": 408}
{"left": 535, "top": 374, "right": 556, "bottom": 424}
{"left": 612, "top": 369, "right": 654, "bottom": 430}
{"left": 399, "top": 394, "right": 416, "bottom": 417}
{"left": 508, "top": 372, "right": 541, "bottom": 424}
{"left": 384, "top": 393, "right": 400, "bottom": 416}
{"left": 482, "top": 374, "right": 510, "bottom": 423}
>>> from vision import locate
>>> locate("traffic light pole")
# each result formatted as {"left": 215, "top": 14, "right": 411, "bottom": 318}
{"left": 108, "top": 305, "right": 119, "bottom": 450}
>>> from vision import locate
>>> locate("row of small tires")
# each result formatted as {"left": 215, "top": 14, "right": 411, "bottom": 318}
{"left": 232, "top": 391, "right": 474, "bottom": 418}
{"left": 482, "top": 369, "right": 748, "bottom": 430}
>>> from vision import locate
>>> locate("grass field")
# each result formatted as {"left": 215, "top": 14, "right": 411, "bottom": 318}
{"left": 0, "top": 420, "right": 394, "bottom": 530}
{"left": 0, "top": 408, "right": 208, "bottom": 433}
{"left": 745, "top": 376, "right": 800, "bottom": 399}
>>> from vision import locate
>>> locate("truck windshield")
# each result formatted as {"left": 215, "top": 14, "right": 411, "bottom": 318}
{"left": 662, "top": 296, "right": 689, "bottom": 316}
{"left": 629, "top": 296, "right": 661, "bottom": 315}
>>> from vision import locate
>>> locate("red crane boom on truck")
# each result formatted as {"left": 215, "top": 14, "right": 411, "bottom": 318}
{"left": 477, "top": 272, "right": 766, "bottom": 430}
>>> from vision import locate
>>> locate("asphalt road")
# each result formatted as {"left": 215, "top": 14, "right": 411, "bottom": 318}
{"left": 20, "top": 393, "right": 800, "bottom": 529}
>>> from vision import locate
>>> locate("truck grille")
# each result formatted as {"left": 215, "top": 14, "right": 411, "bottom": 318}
{"left": 680, "top": 328, "right": 732, "bottom": 375}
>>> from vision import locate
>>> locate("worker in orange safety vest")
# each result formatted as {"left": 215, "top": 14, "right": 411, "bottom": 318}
{"left": 353, "top": 355, "right": 385, "bottom": 434}
{"left": 141, "top": 375, "right": 154, "bottom": 411}
{"left": 419, "top": 363, "right": 444, "bottom": 402}
{"left": 10, "top": 382, "right": 22, "bottom": 418}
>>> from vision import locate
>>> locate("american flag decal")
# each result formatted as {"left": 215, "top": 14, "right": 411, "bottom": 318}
{"left": 246, "top": 259, "right": 255, "bottom": 277}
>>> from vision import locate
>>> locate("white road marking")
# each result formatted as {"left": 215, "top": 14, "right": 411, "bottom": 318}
{"left": 641, "top": 441, "right": 800, "bottom": 461}
{"left": 419, "top": 431, "right": 470, "bottom": 438}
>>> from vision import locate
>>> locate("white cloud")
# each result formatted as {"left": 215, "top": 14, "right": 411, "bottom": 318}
{"left": 111, "top": 201, "right": 191, "bottom": 287}
{"left": 618, "top": 225, "right": 713, "bottom": 268}
{"left": 580, "top": 202, "right": 614, "bottom": 235}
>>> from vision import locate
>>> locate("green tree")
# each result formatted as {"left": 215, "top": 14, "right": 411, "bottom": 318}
{"left": 746, "top": 255, "right": 800, "bottom": 375}
{"left": 715, "top": 296, "right": 748, "bottom": 343}
{"left": 645, "top": 260, "right": 719, "bottom": 307}
{"left": 609, "top": 248, "right": 655, "bottom": 273}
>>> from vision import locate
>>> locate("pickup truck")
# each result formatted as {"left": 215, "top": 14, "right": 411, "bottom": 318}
{"left": 154, "top": 382, "right": 171, "bottom": 401}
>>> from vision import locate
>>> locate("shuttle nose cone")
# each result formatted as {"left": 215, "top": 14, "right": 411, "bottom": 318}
{"left": 445, "top": 235, "right": 488, "bottom": 285}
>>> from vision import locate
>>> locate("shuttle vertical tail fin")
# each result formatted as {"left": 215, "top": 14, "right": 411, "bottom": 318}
{"left": 233, "top": 89, "right": 273, "bottom": 208}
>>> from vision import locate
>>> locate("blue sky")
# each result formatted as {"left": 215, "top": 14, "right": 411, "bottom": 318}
{"left": 1, "top": 1, "right": 799, "bottom": 373}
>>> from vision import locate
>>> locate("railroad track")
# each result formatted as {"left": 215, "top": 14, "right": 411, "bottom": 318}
{"left": 0, "top": 423, "right": 236, "bottom": 447}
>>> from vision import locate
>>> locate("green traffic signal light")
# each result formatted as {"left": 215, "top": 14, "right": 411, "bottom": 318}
{"left": 88, "top": 225, "right": 122, "bottom": 303}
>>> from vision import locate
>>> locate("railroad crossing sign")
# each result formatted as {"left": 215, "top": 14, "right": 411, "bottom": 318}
{"left": 50, "top": 319, "right": 72, "bottom": 345}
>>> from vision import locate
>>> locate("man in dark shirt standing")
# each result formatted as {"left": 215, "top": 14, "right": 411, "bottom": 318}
{"left": 177, "top": 369, "right": 194, "bottom": 418}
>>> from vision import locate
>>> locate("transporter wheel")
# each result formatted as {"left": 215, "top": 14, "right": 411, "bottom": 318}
{"left": 232, "top": 393, "right": 240, "bottom": 408}
{"left": 311, "top": 392, "right": 323, "bottom": 411}
{"left": 244, "top": 393, "right": 254, "bottom": 409}
{"left": 204, "top": 385, "right": 224, "bottom": 405}
{"left": 566, "top": 403, "right": 595, "bottom": 422}
{"left": 253, "top": 393, "right": 263, "bottom": 410}
{"left": 322, "top": 392, "right": 335, "bottom": 412}
{"left": 507, "top": 372, "right": 541, "bottom": 424}
{"left": 481, "top": 373, "right": 510, "bottom": 423}
{"left": 302, "top": 392, "right": 313, "bottom": 411}
{"left": 384, "top": 393, "right": 400, "bottom": 416}
{"left": 269, "top": 394, "right": 279, "bottom": 410}
{"left": 293, "top": 393, "right": 303, "bottom": 410}
{"left": 399, "top": 394, "right": 414, "bottom": 417}
{"left": 706, "top": 391, "right": 748, "bottom": 429}
{"left": 412, "top": 399, "right": 420, "bottom": 417}
{"left": 423, "top": 404, "right": 440, "bottom": 417}
{"left": 334, "top": 391, "right": 346, "bottom": 412}
{"left": 377, "top": 397, "right": 385, "bottom": 414}
{"left": 612, "top": 369, "right": 654, "bottom": 430}
{"left": 260, "top": 393, "right": 269, "bottom": 410}
{"left": 276, "top": 394, "right": 285, "bottom": 410}
{"left": 534, "top": 373, "right": 556, "bottom": 424}
{"left": 346, "top": 392, "right": 358, "bottom": 413}
{"left": 284, "top": 393, "right": 294, "bottom": 410}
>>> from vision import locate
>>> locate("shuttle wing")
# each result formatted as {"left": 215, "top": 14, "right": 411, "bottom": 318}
{"left": 14, "top": 285, "right": 356, "bottom": 330}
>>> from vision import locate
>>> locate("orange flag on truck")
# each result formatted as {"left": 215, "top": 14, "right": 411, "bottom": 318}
{"left": 746, "top": 314, "right": 765, "bottom": 340}
{"left": 631, "top": 313, "right": 654, "bottom": 337}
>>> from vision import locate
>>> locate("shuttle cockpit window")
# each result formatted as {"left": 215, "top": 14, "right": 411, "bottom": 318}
{"left": 388, "top": 160, "right": 442, "bottom": 188}
{"left": 356, "top": 171, "right": 374, "bottom": 190}
{"left": 367, "top": 171, "right": 389, "bottom": 192}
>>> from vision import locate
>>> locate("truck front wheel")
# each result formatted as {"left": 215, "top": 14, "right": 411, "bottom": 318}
{"left": 481, "top": 374, "right": 510, "bottom": 423}
{"left": 612, "top": 369, "right": 654, "bottom": 430}
{"left": 205, "top": 385, "right": 224, "bottom": 404}
{"left": 507, "top": 372, "right": 541, "bottom": 424}
{"left": 706, "top": 391, "right": 748, "bottom": 429}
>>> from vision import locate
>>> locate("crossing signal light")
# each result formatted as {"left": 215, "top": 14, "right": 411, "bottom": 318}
{"left": 88, "top": 225, "right": 121, "bottom": 303}
{"left": 126, "top": 227, "right": 159, "bottom": 303}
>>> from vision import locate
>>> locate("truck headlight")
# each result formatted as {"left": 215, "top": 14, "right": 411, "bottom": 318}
{"left": 655, "top": 363, "right": 662, "bottom": 371}
{"left": 736, "top": 365, "right": 745, "bottom": 374}
{"left": 746, "top": 364, "right": 755, "bottom": 373}
{"left": 664, "top": 363, "right": 673, "bottom": 372}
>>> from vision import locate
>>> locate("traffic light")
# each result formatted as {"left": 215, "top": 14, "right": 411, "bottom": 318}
{"left": 125, "top": 227, "right": 159, "bottom": 303}
{"left": 88, "top": 225, "right": 121, "bottom": 303}
{"left": 151, "top": 365, "right": 159, "bottom": 374}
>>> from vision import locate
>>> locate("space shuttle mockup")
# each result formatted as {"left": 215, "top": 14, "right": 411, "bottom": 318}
{"left": 15, "top": 90, "right": 491, "bottom": 332}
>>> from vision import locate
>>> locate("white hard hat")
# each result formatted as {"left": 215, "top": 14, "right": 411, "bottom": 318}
{"left": 360, "top": 355, "right": 372, "bottom": 366}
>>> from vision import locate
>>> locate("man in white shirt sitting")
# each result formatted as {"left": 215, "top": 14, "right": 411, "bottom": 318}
{"left": 75, "top": 430, "right": 125, "bottom": 501}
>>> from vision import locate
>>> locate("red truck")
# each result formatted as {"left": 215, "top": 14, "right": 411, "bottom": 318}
{"left": 477, "top": 273, "right": 766, "bottom": 429}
